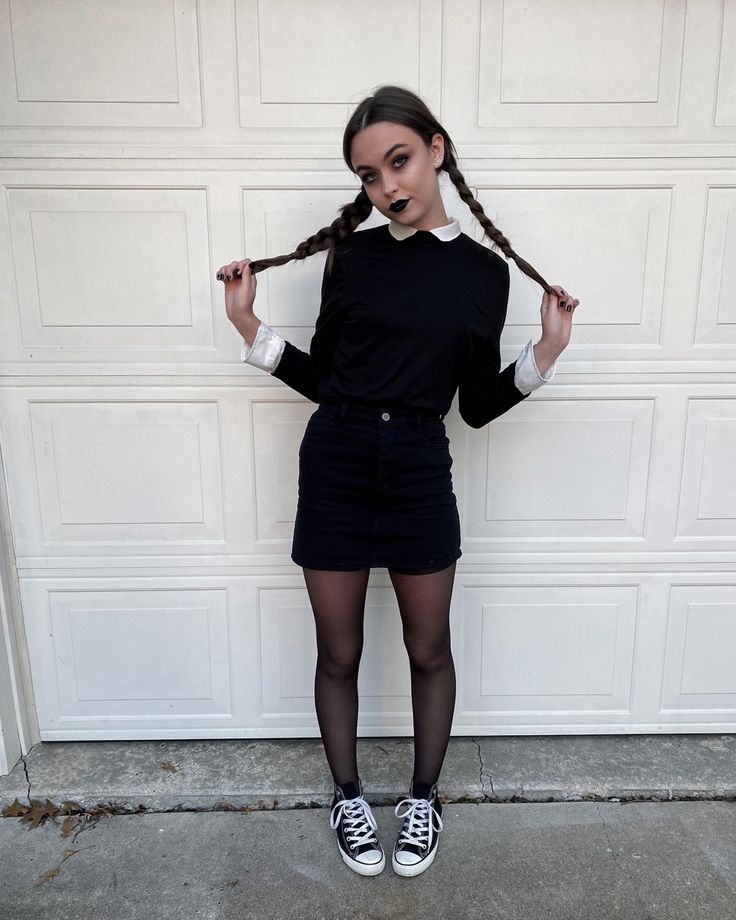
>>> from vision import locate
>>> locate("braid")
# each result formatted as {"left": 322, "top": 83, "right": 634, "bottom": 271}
{"left": 443, "top": 154, "right": 552, "bottom": 294}
{"left": 247, "top": 188, "right": 373, "bottom": 276}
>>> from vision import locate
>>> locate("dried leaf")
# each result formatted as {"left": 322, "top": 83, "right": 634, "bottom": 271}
{"left": 58, "top": 800, "right": 85, "bottom": 813}
{"left": 18, "top": 798, "right": 61, "bottom": 829}
{"left": 2, "top": 798, "right": 29, "bottom": 817}
{"left": 61, "top": 815, "right": 82, "bottom": 837}
{"left": 35, "top": 867, "right": 59, "bottom": 886}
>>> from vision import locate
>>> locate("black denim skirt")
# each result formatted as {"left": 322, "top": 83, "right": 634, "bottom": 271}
{"left": 292, "top": 400, "right": 462, "bottom": 573}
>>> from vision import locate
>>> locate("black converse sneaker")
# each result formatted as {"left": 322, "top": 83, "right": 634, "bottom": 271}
{"left": 392, "top": 778, "right": 444, "bottom": 877}
{"left": 329, "top": 778, "right": 386, "bottom": 876}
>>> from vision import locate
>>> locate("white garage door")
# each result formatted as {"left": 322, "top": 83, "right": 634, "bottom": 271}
{"left": 1, "top": 0, "right": 735, "bottom": 743}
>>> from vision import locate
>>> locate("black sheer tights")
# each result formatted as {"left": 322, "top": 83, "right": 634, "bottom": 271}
{"left": 303, "top": 562, "right": 457, "bottom": 790}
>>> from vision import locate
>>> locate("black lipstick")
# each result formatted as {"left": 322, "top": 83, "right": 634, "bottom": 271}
{"left": 389, "top": 199, "right": 410, "bottom": 213}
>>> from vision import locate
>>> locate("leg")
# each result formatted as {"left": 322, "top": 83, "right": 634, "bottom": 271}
{"left": 302, "top": 566, "right": 370, "bottom": 788}
{"left": 388, "top": 561, "right": 457, "bottom": 789}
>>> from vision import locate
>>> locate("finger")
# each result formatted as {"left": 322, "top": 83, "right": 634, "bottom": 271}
{"left": 232, "top": 258, "right": 252, "bottom": 279}
{"left": 558, "top": 287, "right": 579, "bottom": 310}
{"left": 552, "top": 286, "right": 569, "bottom": 308}
{"left": 559, "top": 287, "right": 581, "bottom": 310}
{"left": 216, "top": 261, "right": 238, "bottom": 281}
{"left": 561, "top": 289, "right": 580, "bottom": 312}
{"left": 549, "top": 285, "right": 566, "bottom": 304}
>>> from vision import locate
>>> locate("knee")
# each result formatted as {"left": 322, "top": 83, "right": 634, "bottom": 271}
{"left": 406, "top": 641, "right": 453, "bottom": 676}
{"left": 316, "top": 645, "right": 362, "bottom": 681}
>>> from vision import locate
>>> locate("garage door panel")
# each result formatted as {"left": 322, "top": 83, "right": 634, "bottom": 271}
{"left": 235, "top": 0, "right": 442, "bottom": 127}
{"left": 675, "top": 398, "right": 736, "bottom": 541}
{"left": 485, "top": 186, "right": 670, "bottom": 347}
{"left": 458, "top": 584, "right": 638, "bottom": 723}
{"left": 4, "top": 187, "right": 212, "bottom": 359}
{"left": 453, "top": 0, "right": 686, "bottom": 131}
{"left": 661, "top": 586, "right": 736, "bottom": 717}
{"left": 1, "top": 388, "right": 259, "bottom": 559}
{"left": 695, "top": 187, "right": 736, "bottom": 344}
{"left": 463, "top": 398, "right": 654, "bottom": 544}
{"left": 0, "top": 0, "right": 202, "bottom": 127}
{"left": 22, "top": 584, "right": 237, "bottom": 736}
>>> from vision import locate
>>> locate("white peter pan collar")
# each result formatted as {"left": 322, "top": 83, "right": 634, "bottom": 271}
{"left": 388, "top": 215, "right": 461, "bottom": 242}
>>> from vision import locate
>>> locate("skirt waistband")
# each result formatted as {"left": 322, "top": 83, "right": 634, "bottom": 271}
{"left": 320, "top": 400, "right": 446, "bottom": 424}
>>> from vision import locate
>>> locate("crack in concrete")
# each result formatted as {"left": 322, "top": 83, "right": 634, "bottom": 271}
{"left": 596, "top": 802, "right": 653, "bottom": 920}
{"left": 471, "top": 737, "right": 493, "bottom": 800}
{"left": 3, "top": 792, "right": 735, "bottom": 821}
{"left": 19, "top": 754, "right": 31, "bottom": 805}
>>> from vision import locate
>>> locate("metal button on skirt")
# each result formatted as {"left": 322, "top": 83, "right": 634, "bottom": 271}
{"left": 292, "top": 401, "right": 462, "bottom": 573}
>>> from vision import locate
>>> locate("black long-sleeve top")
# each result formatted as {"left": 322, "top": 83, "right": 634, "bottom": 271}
{"left": 268, "top": 223, "right": 531, "bottom": 428}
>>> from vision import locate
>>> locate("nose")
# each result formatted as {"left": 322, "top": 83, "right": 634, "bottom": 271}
{"left": 382, "top": 174, "right": 399, "bottom": 199}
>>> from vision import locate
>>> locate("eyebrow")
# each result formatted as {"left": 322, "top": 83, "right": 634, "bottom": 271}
{"left": 354, "top": 143, "right": 410, "bottom": 173}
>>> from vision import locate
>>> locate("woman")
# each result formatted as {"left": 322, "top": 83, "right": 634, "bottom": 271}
{"left": 217, "top": 85, "right": 579, "bottom": 878}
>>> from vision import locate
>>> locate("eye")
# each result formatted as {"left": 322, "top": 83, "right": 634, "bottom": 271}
{"left": 361, "top": 155, "right": 409, "bottom": 184}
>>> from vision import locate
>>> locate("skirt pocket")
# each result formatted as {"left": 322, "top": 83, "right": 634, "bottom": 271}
{"left": 303, "top": 406, "right": 341, "bottom": 442}
{"left": 417, "top": 421, "right": 450, "bottom": 450}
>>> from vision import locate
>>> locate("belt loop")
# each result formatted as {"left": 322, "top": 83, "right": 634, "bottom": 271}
{"left": 415, "top": 411, "right": 423, "bottom": 428}
{"left": 339, "top": 401, "right": 349, "bottom": 423}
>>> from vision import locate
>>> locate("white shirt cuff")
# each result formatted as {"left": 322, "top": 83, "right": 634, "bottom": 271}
{"left": 240, "top": 321, "right": 286, "bottom": 372}
{"left": 514, "top": 338, "right": 556, "bottom": 395}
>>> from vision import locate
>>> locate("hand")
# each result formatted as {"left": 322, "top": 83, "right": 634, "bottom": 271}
{"left": 216, "top": 259, "right": 258, "bottom": 333}
{"left": 539, "top": 285, "right": 579, "bottom": 355}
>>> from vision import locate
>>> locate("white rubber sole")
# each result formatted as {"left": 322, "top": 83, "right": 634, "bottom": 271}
{"left": 338, "top": 844, "right": 386, "bottom": 876}
{"left": 392, "top": 846, "right": 438, "bottom": 877}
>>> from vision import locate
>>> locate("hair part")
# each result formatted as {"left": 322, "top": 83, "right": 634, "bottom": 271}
{"left": 246, "top": 84, "right": 552, "bottom": 292}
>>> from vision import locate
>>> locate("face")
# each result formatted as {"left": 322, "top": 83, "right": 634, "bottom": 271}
{"left": 350, "top": 121, "right": 449, "bottom": 231}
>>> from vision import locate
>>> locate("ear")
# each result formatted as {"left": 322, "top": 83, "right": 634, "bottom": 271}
{"left": 431, "top": 132, "right": 445, "bottom": 166}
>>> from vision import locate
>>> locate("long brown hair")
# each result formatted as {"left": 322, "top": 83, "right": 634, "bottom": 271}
{"left": 245, "top": 84, "right": 552, "bottom": 292}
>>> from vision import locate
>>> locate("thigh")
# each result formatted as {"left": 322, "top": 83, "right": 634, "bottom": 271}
{"left": 388, "top": 562, "right": 457, "bottom": 659}
{"left": 302, "top": 567, "right": 371, "bottom": 662}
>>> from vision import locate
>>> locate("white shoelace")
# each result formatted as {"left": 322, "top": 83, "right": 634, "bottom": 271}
{"left": 329, "top": 794, "right": 379, "bottom": 848}
{"left": 394, "top": 795, "right": 444, "bottom": 849}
